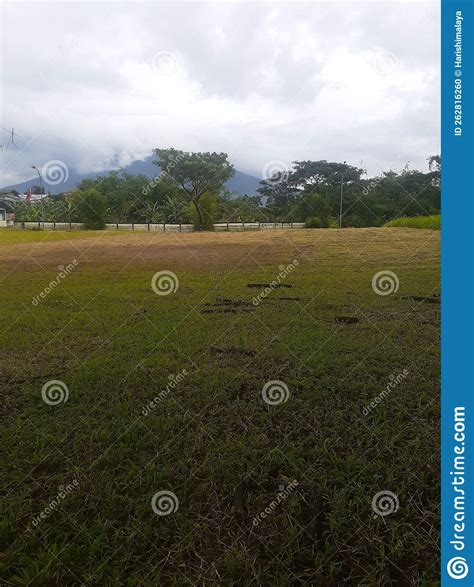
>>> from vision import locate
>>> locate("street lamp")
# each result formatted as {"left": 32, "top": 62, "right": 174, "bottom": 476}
{"left": 339, "top": 160, "right": 347, "bottom": 228}
{"left": 31, "top": 165, "right": 44, "bottom": 229}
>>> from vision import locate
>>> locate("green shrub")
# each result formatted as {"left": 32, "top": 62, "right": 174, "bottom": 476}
{"left": 385, "top": 215, "right": 440, "bottom": 230}
{"left": 73, "top": 189, "right": 107, "bottom": 230}
{"left": 305, "top": 216, "right": 324, "bottom": 228}
{"left": 190, "top": 192, "right": 217, "bottom": 231}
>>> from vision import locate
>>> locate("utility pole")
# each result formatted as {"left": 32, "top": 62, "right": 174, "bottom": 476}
{"left": 339, "top": 160, "right": 346, "bottom": 228}
{"left": 31, "top": 165, "right": 45, "bottom": 229}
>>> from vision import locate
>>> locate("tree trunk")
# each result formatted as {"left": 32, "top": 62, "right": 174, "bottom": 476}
{"left": 192, "top": 199, "right": 203, "bottom": 230}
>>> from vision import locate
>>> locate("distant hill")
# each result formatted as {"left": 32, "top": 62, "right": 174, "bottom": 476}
{"left": 2, "top": 156, "right": 261, "bottom": 197}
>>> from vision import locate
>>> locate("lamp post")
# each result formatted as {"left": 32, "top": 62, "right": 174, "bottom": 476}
{"left": 31, "top": 165, "right": 44, "bottom": 229}
{"left": 339, "top": 160, "right": 347, "bottom": 228}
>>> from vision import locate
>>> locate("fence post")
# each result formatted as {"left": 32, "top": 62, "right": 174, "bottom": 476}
{"left": 132, "top": 222, "right": 134, "bottom": 231}
{"left": 163, "top": 223, "right": 166, "bottom": 232}
{"left": 227, "top": 222, "right": 229, "bottom": 231}
{"left": 179, "top": 223, "right": 182, "bottom": 232}
{"left": 116, "top": 223, "right": 118, "bottom": 230}
{"left": 148, "top": 223, "right": 150, "bottom": 231}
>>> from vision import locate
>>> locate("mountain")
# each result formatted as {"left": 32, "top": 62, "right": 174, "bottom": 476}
{"left": 2, "top": 156, "right": 261, "bottom": 197}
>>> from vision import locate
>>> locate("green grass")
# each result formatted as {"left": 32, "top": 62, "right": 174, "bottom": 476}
{"left": 0, "top": 228, "right": 146, "bottom": 246}
{"left": 385, "top": 214, "right": 440, "bottom": 230}
{"left": 0, "top": 228, "right": 440, "bottom": 585}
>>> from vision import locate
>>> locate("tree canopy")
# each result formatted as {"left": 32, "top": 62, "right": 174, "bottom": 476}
{"left": 14, "top": 151, "right": 440, "bottom": 230}
{"left": 152, "top": 148, "right": 235, "bottom": 229}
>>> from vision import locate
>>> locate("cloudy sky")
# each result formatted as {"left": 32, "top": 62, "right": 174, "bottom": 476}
{"left": 1, "top": 0, "right": 439, "bottom": 185}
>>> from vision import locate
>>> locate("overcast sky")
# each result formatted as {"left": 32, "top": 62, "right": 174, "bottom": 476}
{"left": 0, "top": 0, "right": 439, "bottom": 185}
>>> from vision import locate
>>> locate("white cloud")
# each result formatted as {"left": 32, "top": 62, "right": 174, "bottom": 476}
{"left": 0, "top": 1, "right": 440, "bottom": 185}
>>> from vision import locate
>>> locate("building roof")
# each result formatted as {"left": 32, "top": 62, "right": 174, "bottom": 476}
{"left": 0, "top": 199, "right": 16, "bottom": 213}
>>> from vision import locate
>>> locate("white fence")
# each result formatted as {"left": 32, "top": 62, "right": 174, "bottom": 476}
{"left": 14, "top": 221, "right": 305, "bottom": 232}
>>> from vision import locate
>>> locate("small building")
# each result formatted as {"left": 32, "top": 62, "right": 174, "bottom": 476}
{"left": 0, "top": 199, "right": 16, "bottom": 227}
{"left": 0, "top": 188, "right": 20, "bottom": 199}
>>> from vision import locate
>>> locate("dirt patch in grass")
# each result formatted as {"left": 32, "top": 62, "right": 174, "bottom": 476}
{"left": 335, "top": 316, "right": 360, "bottom": 324}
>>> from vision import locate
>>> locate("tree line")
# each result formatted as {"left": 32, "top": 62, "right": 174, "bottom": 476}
{"left": 13, "top": 150, "right": 440, "bottom": 229}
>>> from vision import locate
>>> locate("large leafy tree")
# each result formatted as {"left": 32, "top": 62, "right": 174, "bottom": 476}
{"left": 153, "top": 148, "right": 234, "bottom": 229}
{"left": 291, "top": 160, "right": 364, "bottom": 190}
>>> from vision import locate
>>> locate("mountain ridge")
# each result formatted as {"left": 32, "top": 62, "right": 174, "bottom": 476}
{"left": 2, "top": 156, "right": 261, "bottom": 197}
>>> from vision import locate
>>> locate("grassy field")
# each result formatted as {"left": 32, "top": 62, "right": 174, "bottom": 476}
{"left": 385, "top": 215, "right": 440, "bottom": 230}
{"left": 0, "top": 227, "right": 440, "bottom": 585}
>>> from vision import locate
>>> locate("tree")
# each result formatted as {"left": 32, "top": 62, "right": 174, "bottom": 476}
{"left": 153, "top": 148, "right": 234, "bottom": 229}
{"left": 291, "top": 160, "right": 364, "bottom": 189}
{"left": 73, "top": 189, "right": 107, "bottom": 229}
{"left": 190, "top": 191, "right": 217, "bottom": 230}
{"left": 218, "top": 194, "right": 268, "bottom": 222}
{"left": 257, "top": 178, "right": 299, "bottom": 220}
{"left": 288, "top": 192, "right": 332, "bottom": 226}
{"left": 77, "top": 170, "right": 151, "bottom": 222}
